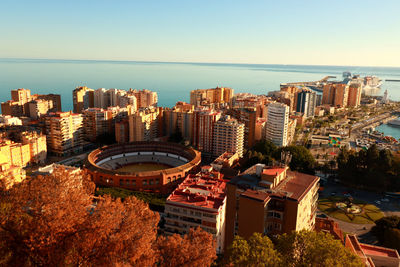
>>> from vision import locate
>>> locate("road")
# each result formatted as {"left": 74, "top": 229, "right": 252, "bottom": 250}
{"left": 319, "top": 180, "right": 400, "bottom": 244}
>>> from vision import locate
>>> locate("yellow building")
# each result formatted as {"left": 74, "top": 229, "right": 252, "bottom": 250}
{"left": 45, "top": 111, "right": 84, "bottom": 156}
{"left": 128, "top": 107, "right": 159, "bottom": 142}
{"left": 73, "top": 86, "right": 94, "bottom": 113}
{"left": 190, "top": 87, "right": 233, "bottom": 107}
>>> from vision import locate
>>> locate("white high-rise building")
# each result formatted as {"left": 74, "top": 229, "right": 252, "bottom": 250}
{"left": 265, "top": 102, "right": 289, "bottom": 147}
{"left": 213, "top": 116, "right": 245, "bottom": 157}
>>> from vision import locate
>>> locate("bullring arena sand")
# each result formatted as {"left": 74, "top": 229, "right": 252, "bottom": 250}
{"left": 115, "top": 163, "right": 171, "bottom": 172}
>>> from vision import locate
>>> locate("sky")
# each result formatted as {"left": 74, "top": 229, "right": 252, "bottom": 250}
{"left": 1, "top": 0, "right": 400, "bottom": 67}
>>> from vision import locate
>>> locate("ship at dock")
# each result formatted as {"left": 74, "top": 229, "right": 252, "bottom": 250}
{"left": 363, "top": 75, "right": 382, "bottom": 91}
{"left": 388, "top": 118, "right": 400, "bottom": 127}
{"left": 343, "top": 72, "right": 382, "bottom": 95}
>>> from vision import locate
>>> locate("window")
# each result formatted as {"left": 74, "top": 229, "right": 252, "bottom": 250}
{"left": 143, "top": 180, "right": 147, "bottom": 185}
{"left": 149, "top": 179, "right": 154, "bottom": 185}
{"left": 267, "top": 211, "right": 282, "bottom": 219}
{"left": 155, "top": 179, "right": 159, "bottom": 185}
{"left": 132, "top": 180, "right": 136, "bottom": 186}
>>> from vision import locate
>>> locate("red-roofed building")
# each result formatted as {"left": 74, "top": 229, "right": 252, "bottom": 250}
{"left": 345, "top": 234, "right": 400, "bottom": 267}
{"left": 164, "top": 170, "right": 227, "bottom": 254}
{"left": 314, "top": 217, "right": 344, "bottom": 242}
{"left": 225, "top": 164, "right": 319, "bottom": 249}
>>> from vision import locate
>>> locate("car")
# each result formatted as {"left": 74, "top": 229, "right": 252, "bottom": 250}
{"left": 375, "top": 200, "right": 381, "bottom": 205}
{"left": 331, "top": 192, "right": 337, "bottom": 196}
{"left": 344, "top": 193, "right": 352, "bottom": 198}
{"left": 381, "top": 198, "right": 390, "bottom": 202}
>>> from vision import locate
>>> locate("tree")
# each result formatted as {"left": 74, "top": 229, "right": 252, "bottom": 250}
{"left": 157, "top": 227, "right": 216, "bottom": 267}
{"left": 337, "top": 146, "right": 400, "bottom": 191}
{"left": 276, "top": 230, "right": 363, "bottom": 267}
{"left": 0, "top": 167, "right": 160, "bottom": 266}
{"left": 276, "top": 146, "right": 316, "bottom": 174}
{"left": 0, "top": 167, "right": 216, "bottom": 266}
{"left": 372, "top": 216, "right": 400, "bottom": 251}
{"left": 226, "top": 233, "right": 281, "bottom": 267}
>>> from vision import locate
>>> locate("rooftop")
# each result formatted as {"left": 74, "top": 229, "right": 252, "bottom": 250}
{"left": 230, "top": 165, "right": 319, "bottom": 201}
{"left": 262, "top": 167, "right": 286, "bottom": 177}
{"left": 167, "top": 171, "right": 227, "bottom": 211}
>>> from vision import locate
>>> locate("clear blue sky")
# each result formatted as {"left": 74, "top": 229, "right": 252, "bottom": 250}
{"left": 1, "top": 0, "right": 399, "bottom": 66}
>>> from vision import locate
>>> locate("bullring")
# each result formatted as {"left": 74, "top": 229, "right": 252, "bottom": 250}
{"left": 84, "top": 141, "right": 201, "bottom": 193}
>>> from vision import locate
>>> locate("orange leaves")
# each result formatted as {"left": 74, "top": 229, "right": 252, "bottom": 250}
{"left": 157, "top": 227, "right": 217, "bottom": 267}
{"left": 1, "top": 166, "right": 217, "bottom": 266}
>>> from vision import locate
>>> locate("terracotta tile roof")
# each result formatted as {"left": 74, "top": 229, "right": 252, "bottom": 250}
{"left": 167, "top": 172, "right": 226, "bottom": 210}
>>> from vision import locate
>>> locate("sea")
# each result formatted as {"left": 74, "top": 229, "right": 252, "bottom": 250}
{"left": 376, "top": 120, "right": 400, "bottom": 140}
{"left": 1, "top": 58, "right": 400, "bottom": 136}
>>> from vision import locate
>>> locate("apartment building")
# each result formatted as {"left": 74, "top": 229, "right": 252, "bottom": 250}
{"left": 0, "top": 127, "right": 47, "bottom": 166}
{"left": 228, "top": 107, "right": 257, "bottom": 148}
{"left": 164, "top": 169, "right": 227, "bottom": 254}
{"left": 322, "top": 83, "right": 349, "bottom": 108}
{"left": 130, "top": 89, "right": 158, "bottom": 108}
{"left": 128, "top": 107, "right": 159, "bottom": 142}
{"left": 163, "top": 102, "right": 194, "bottom": 141}
{"left": 213, "top": 116, "right": 244, "bottom": 158}
{"left": 1, "top": 88, "right": 61, "bottom": 118}
{"left": 265, "top": 102, "right": 289, "bottom": 147}
{"left": 82, "top": 108, "right": 114, "bottom": 142}
{"left": 225, "top": 164, "right": 319, "bottom": 249}
{"left": 192, "top": 109, "right": 221, "bottom": 154}
{"left": 45, "top": 111, "right": 84, "bottom": 156}
{"left": 28, "top": 99, "right": 53, "bottom": 119}
{"left": 279, "top": 85, "right": 301, "bottom": 112}
{"left": 190, "top": 87, "right": 233, "bottom": 107}
{"left": 296, "top": 88, "right": 317, "bottom": 118}
{"left": 73, "top": 86, "right": 94, "bottom": 113}
{"left": 347, "top": 83, "right": 362, "bottom": 108}
{"left": 115, "top": 119, "right": 129, "bottom": 144}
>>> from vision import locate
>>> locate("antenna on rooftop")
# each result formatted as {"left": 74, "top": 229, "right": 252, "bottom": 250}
{"left": 280, "top": 151, "right": 292, "bottom": 167}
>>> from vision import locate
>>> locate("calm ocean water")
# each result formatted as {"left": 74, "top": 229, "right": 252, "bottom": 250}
{"left": 1, "top": 58, "right": 400, "bottom": 110}
{"left": 376, "top": 119, "right": 400, "bottom": 140}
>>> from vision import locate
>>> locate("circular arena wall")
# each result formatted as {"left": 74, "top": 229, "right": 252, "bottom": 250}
{"left": 84, "top": 141, "right": 201, "bottom": 193}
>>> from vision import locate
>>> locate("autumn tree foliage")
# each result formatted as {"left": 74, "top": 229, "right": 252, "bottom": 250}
{"left": 0, "top": 167, "right": 216, "bottom": 266}
{"left": 157, "top": 227, "right": 217, "bottom": 267}
{"left": 226, "top": 233, "right": 281, "bottom": 267}
{"left": 225, "top": 231, "right": 364, "bottom": 267}
{"left": 276, "top": 230, "right": 364, "bottom": 267}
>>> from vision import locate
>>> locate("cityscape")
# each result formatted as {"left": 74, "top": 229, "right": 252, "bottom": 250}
{"left": 1, "top": 1, "right": 400, "bottom": 266}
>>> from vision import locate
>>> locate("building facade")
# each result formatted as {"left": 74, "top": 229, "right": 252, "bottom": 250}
{"left": 265, "top": 102, "right": 289, "bottom": 147}
{"left": 190, "top": 87, "right": 233, "bottom": 107}
{"left": 229, "top": 107, "right": 257, "bottom": 148}
{"left": 192, "top": 109, "right": 221, "bottom": 154}
{"left": 224, "top": 164, "right": 319, "bottom": 249}
{"left": 296, "top": 88, "right": 316, "bottom": 118}
{"left": 213, "top": 116, "right": 244, "bottom": 158}
{"left": 73, "top": 86, "right": 94, "bottom": 113}
{"left": 163, "top": 102, "right": 194, "bottom": 141}
{"left": 45, "top": 111, "right": 84, "bottom": 156}
{"left": 128, "top": 107, "right": 159, "bottom": 142}
{"left": 322, "top": 83, "right": 349, "bottom": 108}
{"left": 164, "top": 169, "right": 227, "bottom": 254}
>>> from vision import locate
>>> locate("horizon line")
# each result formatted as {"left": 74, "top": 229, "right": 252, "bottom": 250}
{"left": 0, "top": 57, "right": 399, "bottom": 69}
